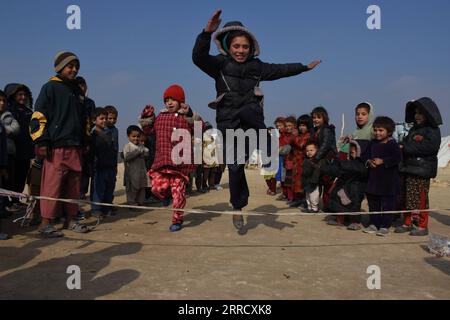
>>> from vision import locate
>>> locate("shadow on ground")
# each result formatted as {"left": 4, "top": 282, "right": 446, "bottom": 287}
{"left": 430, "top": 211, "right": 450, "bottom": 227}
{"left": 0, "top": 242, "right": 142, "bottom": 299}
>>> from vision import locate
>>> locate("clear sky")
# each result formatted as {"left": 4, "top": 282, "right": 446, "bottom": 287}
{"left": 1, "top": 0, "right": 449, "bottom": 148}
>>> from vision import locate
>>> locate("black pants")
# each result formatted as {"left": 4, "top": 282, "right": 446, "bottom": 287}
{"left": 12, "top": 158, "right": 31, "bottom": 198}
{"left": 220, "top": 103, "right": 271, "bottom": 210}
{"left": 195, "top": 165, "right": 204, "bottom": 191}
{"left": 367, "top": 194, "right": 396, "bottom": 229}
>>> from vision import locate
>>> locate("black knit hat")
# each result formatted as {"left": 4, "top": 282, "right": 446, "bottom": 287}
{"left": 54, "top": 51, "right": 80, "bottom": 73}
{"left": 0, "top": 90, "right": 6, "bottom": 99}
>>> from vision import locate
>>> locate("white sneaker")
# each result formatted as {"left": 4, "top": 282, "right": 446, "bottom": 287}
{"left": 5, "top": 204, "right": 22, "bottom": 212}
{"left": 215, "top": 185, "right": 223, "bottom": 191}
{"left": 363, "top": 224, "right": 378, "bottom": 234}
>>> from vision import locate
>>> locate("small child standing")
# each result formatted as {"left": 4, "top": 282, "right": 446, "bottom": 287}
{"left": 104, "top": 105, "right": 119, "bottom": 159}
{"left": 104, "top": 106, "right": 119, "bottom": 207}
{"left": 311, "top": 106, "right": 338, "bottom": 208}
{"left": 274, "top": 117, "right": 287, "bottom": 199}
{"left": 149, "top": 84, "right": 202, "bottom": 232}
{"left": 262, "top": 127, "right": 277, "bottom": 196}
{"left": 291, "top": 114, "right": 313, "bottom": 208}
{"left": 0, "top": 90, "right": 19, "bottom": 214}
{"left": 363, "top": 116, "right": 402, "bottom": 236}
{"left": 321, "top": 140, "right": 368, "bottom": 230}
{"left": 301, "top": 142, "right": 323, "bottom": 214}
{"left": 338, "top": 102, "right": 374, "bottom": 157}
{"left": 396, "top": 97, "right": 442, "bottom": 236}
{"left": 123, "top": 126, "right": 149, "bottom": 207}
{"left": 90, "top": 108, "right": 117, "bottom": 218}
{"left": 283, "top": 116, "right": 298, "bottom": 204}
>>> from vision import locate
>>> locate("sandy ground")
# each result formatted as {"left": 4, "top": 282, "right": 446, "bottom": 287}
{"left": 0, "top": 165, "right": 449, "bottom": 300}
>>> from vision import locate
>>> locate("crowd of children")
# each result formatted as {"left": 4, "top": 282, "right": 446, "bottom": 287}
{"left": 269, "top": 98, "right": 442, "bottom": 237}
{"left": 0, "top": 10, "right": 445, "bottom": 239}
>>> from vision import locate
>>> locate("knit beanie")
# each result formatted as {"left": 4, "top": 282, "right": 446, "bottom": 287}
{"left": 0, "top": 90, "right": 5, "bottom": 99}
{"left": 163, "top": 84, "right": 185, "bottom": 104}
{"left": 54, "top": 51, "right": 80, "bottom": 73}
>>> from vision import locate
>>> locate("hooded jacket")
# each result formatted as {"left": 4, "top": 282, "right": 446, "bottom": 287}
{"left": 192, "top": 22, "right": 310, "bottom": 130}
{"left": 399, "top": 97, "right": 442, "bottom": 179}
{"left": 321, "top": 140, "right": 368, "bottom": 213}
{"left": 31, "top": 76, "right": 88, "bottom": 149}
{"left": 0, "top": 110, "right": 20, "bottom": 156}
{"left": 4, "top": 83, "right": 34, "bottom": 160}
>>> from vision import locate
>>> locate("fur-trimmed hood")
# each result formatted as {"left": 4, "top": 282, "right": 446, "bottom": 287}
{"left": 4, "top": 83, "right": 33, "bottom": 110}
{"left": 405, "top": 97, "right": 442, "bottom": 128}
{"left": 213, "top": 21, "right": 260, "bottom": 57}
{"left": 348, "top": 139, "right": 362, "bottom": 158}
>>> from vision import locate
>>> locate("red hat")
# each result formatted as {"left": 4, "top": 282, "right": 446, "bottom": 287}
{"left": 141, "top": 105, "right": 155, "bottom": 118}
{"left": 163, "top": 84, "right": 185, "bottom": 104}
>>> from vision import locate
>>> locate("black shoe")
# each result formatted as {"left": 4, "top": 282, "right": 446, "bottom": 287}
{"left": 289, "top": 200, "right": 303, "bottom": 208}
{"left": 394, "top": 225, "right": 413, "bottom": 233}
{"left": 232, "top": 213, "right": 244, "bottom": 230}
{"left": 409, "top": 228, "right": 429, "bottom": 237}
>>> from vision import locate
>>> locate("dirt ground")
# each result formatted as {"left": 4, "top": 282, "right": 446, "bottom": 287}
{"left": 0, "top": 165, "right": 449, "bottom": 300}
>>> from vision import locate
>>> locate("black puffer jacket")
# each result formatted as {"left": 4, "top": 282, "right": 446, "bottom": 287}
{"left": 192, "top": 23, "right": 310, "bottom": 130}
{"left": 313, "top": 124, "right": 338, "bottom": 162}
{"left": 4, "top": 83, "right": 35, "bottom": 160}
{"left": 400, "top": 97, "right": 442, "bottom": 179}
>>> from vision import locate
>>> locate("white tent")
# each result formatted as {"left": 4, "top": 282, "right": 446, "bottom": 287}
{"left": 438, "top": 136, "right": 450, "bottom": 168}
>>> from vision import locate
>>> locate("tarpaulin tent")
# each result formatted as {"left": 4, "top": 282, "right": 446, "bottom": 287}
{"left": 438, "top": 136, "right": 450, "bottom": 168}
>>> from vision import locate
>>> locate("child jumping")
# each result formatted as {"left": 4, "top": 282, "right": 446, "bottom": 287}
{"left": 193, "top": 9, "right": 321, "bottom": 230}
{"left": 148, "top": 84, "right": 202, "bottom": 232}
{"left": 396, "top": 97, "right": 442, "bottom": 236}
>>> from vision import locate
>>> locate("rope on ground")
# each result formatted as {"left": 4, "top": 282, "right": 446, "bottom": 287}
{"left": 1, "top": 188, "right": 450, "bottom": 224}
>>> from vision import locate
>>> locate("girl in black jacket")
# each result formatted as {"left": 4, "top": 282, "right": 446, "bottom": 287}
{"left": 396, "top": 97, "right": 442, "bottom": 236}
{"left": 311, "top": 106, "right": 338, "bottom": 209}
{"left": 192, "top": 10, "right": 321, "bottom": 230}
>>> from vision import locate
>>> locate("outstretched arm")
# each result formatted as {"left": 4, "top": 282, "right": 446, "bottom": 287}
{"left": 192, "top": 9, "right": 225, "bottom": 78}
{"left": 260, "top": 60, "right": 321, "bottom": 81}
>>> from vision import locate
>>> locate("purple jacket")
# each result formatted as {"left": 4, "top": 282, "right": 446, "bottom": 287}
{"left": 364, "top": 138, "right": 402, "bottom": 197}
